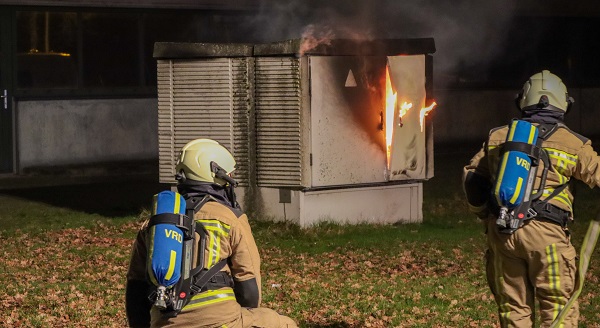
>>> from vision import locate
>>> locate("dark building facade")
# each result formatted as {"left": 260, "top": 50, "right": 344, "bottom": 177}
{"left": 1, "top": 0, "right": 599, "bottom": 178}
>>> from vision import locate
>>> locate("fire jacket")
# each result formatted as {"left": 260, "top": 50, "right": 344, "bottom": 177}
{"left": 125, "top": 198, "right": 262, "bottom": 327}
{"left": 463, "top": 122, "right": 600, "bottom": 220}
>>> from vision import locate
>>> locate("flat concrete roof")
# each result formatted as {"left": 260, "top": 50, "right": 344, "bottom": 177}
{"left": 153, "top": 38, "right": 436, "bottom": 59}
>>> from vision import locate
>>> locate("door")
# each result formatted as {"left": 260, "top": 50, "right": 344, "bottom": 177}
{"left": 0, "top": 8, "right": 14, "bottom": 173}
{"left": 387, "top": 55, "right": 428, "bottom": 180}
{"left": 309, "top": 55, "right": 388, "bottom": 187}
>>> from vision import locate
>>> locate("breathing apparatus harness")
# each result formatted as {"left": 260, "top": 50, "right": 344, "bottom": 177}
{"left": 147, "top": 162, "right": 238, "bottom": 317}
{"left": 495, "top": 122, "right": 571, "bottom": 234}
{"left": 146, "top": 194, "right": 234, "bottom": 317}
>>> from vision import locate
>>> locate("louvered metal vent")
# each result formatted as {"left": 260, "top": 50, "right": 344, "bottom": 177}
{"left": 254, "top": 57, "right": 303, "bottom": 187}
{"left": 157, "top": 58, "right": 250, "bottom": 185}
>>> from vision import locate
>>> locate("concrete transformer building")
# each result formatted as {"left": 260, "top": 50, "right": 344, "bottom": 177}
{"left": 1, "top": 1, "right": 600, "bottom": 194}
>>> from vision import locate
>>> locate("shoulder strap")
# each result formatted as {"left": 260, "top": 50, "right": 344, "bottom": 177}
{"left": 151, "top": 194, "right": 229, "bottom": 317}
{"left": 534, "top": 122, "right": 572, "bottom": 210}
{"left": 185, "top": 195, "right": 213, "bottom": 221}
{"left": 179, "top": 195, "right": 231, "bottom": 303}
{"left": 534, "top": 183, "right": 569, "bottom": 208}
{"left": 188, "top": 258, "right": 229, "bottom": 295}
{"left": 537, "top": 123, "right": 559, "bottom": 140}
{"left": 514, "top": 122, "right": 570, "bottom": 222}
{"left": 185, "top": 195, "right": 215, "bottom": 267}
{"left": 527, "top": 122, "right": 558, "bottom": 199}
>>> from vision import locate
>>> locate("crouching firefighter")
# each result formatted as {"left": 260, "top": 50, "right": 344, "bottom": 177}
{"left": 463, "top": 70, "right": 600, "bottom": 327}
{"left": 126, "top": 138, "right": 298, "bottom": 328}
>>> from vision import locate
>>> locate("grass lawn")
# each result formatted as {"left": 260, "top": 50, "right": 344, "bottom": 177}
{"left": 1, "top": 149, "right": 600, "bottom": 327}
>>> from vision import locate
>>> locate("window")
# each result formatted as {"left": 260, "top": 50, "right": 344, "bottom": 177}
{"left": 81, "top": 13, "right": 140, "bottom": 87}
{"left": 16, "top": 11, "right": 78, "bottom": 89}
{"left": 14, "top": 8, "right": 257, "bottom": 98}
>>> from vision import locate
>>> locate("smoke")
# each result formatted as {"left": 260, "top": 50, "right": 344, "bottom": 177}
{"left": 241, "top": 0, "right": 518, "bottom": 87}
{"left": 298, "top": 25, "right": 335, "bottom": 56}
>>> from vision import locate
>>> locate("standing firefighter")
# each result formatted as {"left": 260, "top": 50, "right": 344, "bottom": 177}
{"left": 126, "top": 139, "right": 298, "bottom": 328}
{"left": 463, "top": 70, "right": 600, "bottom": 327}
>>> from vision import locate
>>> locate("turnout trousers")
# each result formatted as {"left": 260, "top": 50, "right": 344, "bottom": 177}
{"left": 485, "top": 218, "right": 579, "bottom": 328}
{"left": 151, "top": 300, "right": 298, "bottom": 328}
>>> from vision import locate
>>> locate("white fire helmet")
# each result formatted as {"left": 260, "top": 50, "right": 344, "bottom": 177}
{"left": 175, "top": 139, "right": 236, "bottom": 185}
{"left": 516, "top": 70, "right": 574, "bottom": 113}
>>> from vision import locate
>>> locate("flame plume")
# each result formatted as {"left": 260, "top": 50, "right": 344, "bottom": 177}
{"left": 385, "top": 66, "right": 397, "bottom": 167}
{"left": 419, "top": 102, "right": 437, "bottom": 132}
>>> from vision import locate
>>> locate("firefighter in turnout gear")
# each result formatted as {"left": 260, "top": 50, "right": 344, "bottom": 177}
{"left": 125, "top": 139, "right": 298, "bottom": 328}
{"left": 463, "top": 70, "right": 600, "bottom": 327}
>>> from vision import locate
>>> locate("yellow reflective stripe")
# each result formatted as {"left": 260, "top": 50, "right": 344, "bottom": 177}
{"left": 554, "top": 193, "right": 572, "bottom": 208}
{"left": 546, "top": 244, "right": 566, "bottom": 324}
{"left": 152, "top": 193, "right": 158, "bottom": 215}
{"left": 546, "top": 148, "right": 578, "bottom": 165}
{"left": 199, "top": 220, "right": 231, "bottom": 234}
{"left": 205, "top": 225, "right": 230, "bottom": 234}
{"left": 207, "top": 230, "right": 219, "bottom": 267}
{"left": 509, "top": 177, "right": 524, "bottom": 204}
{"left": 147, "top": 226, "right": 159, "bottom": 286}
{"left": 182, "top": 290, "right": 236, "bottom": 311}
{"left": 164, "top": 250, "right": 177, "bottom": 281}
{"left": 188, "top": 289, "right": 235, "bottom": 301}
{"left": 542, "top": 189, "right": 572, "bottom": 208}
{"left": 552, "top": 159, "right": 568, "bottom": 179}
{"left": 211, "top": 230, "right": 222, "bottom": 266}
{"left": 548, "top": 153, "right": 577, "bottom": 167}
{"left": 508, "top": 121, "right": 518, "bottom": 141}
{"left": 528, "top": 124, "right": 537, "bottom": 144}
{"left": 152, "top": 192, "right": 183, "bottom": 215}
{"left": 495, "top": 152, "right": 511, "bottom": 205}
{"left": 548, "top": 154, "right": 575, "bottom": 179}
{"left": 491, "top": 244, "right": 511, "bottom": 324}
{"left": 557, "top": 174, "right": 568, "bottom": 185}
{"left": 173, "top": 192, "right": 181, "bottom": 213}
{"left": 197, "top": 220, "right": 230, "bottom": 267}
{"left": 546, "top": 149, "right": 577, "bottom": 184}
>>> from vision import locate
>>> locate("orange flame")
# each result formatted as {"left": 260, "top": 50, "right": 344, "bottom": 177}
{"left": 384, "top": 65, "right": 434, "bottom": 168}
{"left": 385, "top": 66, "right": 397, "bottom": 166}
{"left": 419, "top": 101, "right": 437, "bottom": 132}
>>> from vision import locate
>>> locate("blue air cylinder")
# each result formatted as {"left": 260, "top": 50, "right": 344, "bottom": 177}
{"left": 494, "top": 120, "right": 539, "bottom": 209}
{"left": 147, "top": 191, "right": 186, "bottom": 288}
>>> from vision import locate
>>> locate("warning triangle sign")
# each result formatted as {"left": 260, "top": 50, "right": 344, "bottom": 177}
{"left": 345, "top": 69, "right": 357, "bottom": 87}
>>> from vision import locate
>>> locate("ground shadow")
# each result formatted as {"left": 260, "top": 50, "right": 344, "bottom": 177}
{"left": 1, "top": 178, "right": 169, "bottom": 217}
{"left": 0, "top": 143, "right": 482, "bottom": 219}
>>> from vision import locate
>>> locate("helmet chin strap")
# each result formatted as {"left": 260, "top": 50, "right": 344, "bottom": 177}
{"left": 210, "top": 161, "right": 239, "bottom": 187}
{"left": 210, "top": 162, "right": 240, "bottom": 210}
{"left": 174, "top": 163, "right": 238, "bottom": 186}
{"left": 175, "top": 170, "right": 187, "bottom": 183}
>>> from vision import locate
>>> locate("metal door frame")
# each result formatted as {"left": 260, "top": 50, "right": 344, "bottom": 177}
{"left": 0, "top": 7, "right": 14, "bottom": 173}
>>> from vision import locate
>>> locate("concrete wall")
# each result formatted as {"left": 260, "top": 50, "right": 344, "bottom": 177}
{"left": 13, "top": 86, "right": 600, "bottom": 173}
{"left": 16, "top": 98, "right": 157, "bottom": 171}
{"left": 237, "top": 184, "right": 422, "bottom": 227}
{"left": 432, "top": 87, "right": 600, "bottom": 145}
